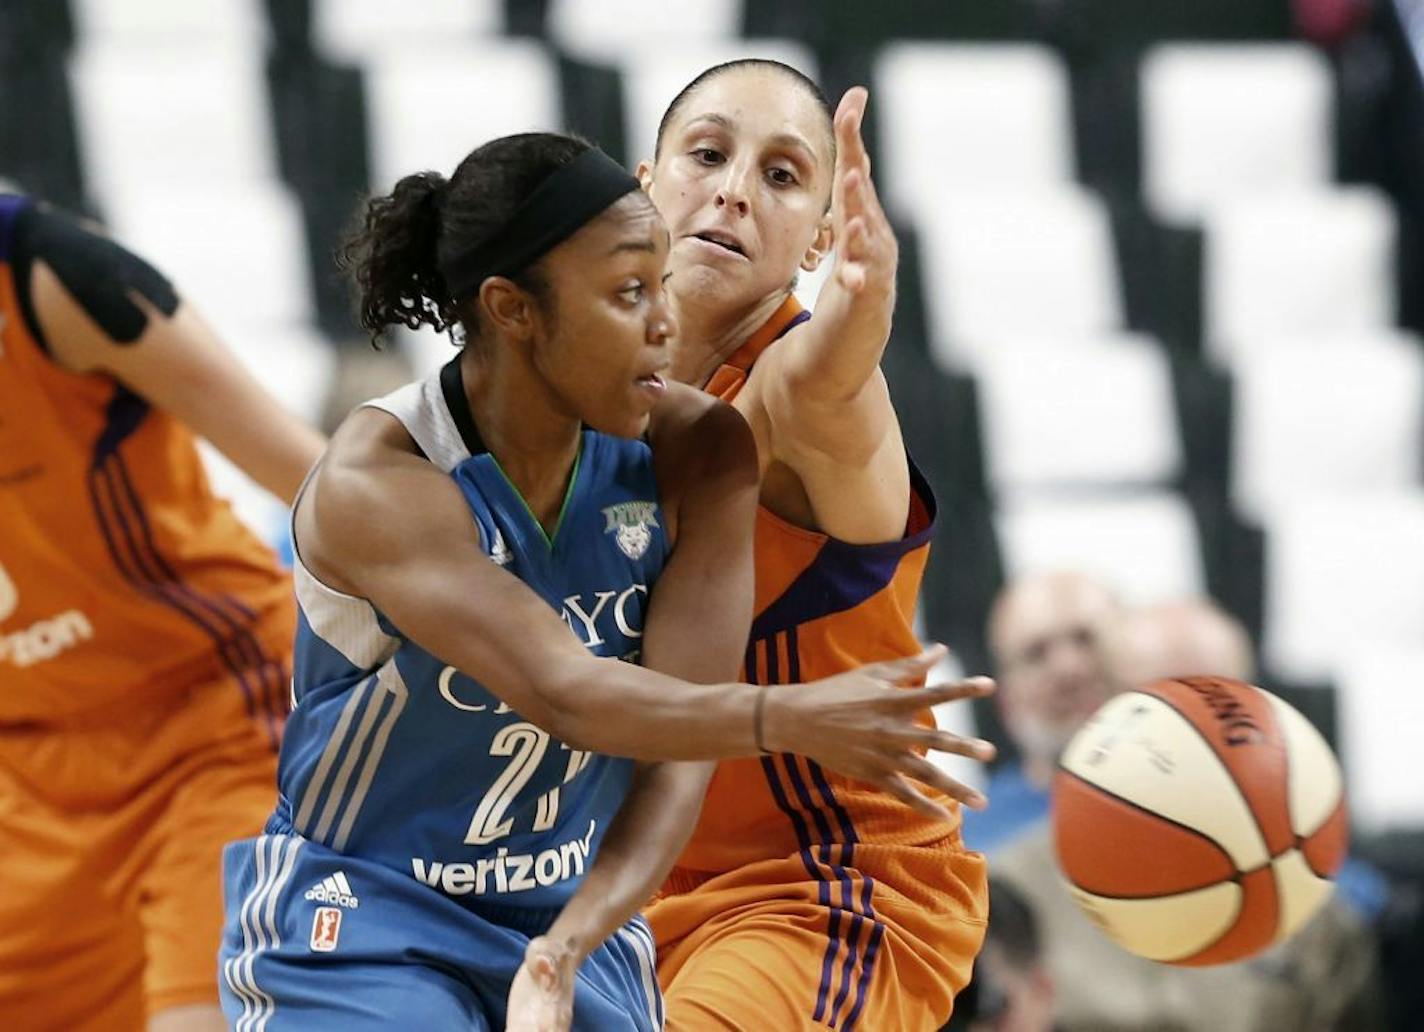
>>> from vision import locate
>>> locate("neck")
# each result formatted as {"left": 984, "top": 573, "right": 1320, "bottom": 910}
{"left": 668, "top": 288, "right": 792, "bottom": 388}
{"left": 1023, "top": 753, "right": 1056, "bottom": 791}
{"left": 460, "top": 343, "right": 581, "bottom": 536}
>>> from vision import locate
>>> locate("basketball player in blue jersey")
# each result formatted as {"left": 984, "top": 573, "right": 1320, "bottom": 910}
{"left": 218, "top": 132, "right": 993, "bottom": 1031}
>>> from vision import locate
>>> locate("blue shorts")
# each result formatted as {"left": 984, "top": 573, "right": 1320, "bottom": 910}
{"left": 218, "top": 834, "right": 663, "bottom": 1031}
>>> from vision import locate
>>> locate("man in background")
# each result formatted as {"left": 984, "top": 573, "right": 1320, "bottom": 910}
{"left": 944, "top": 879, "right": 1058, "bottom": 1032}
{"left": 961, "top": 571, "right": 1120, "bottom": 853}
{"left": 991, "top": 591, "right": 1384, "bottom": 1031}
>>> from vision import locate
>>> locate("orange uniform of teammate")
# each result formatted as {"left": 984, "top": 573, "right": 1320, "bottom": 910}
{"left": 647, "top": 298, "right": 989, "bottom": 1030}
{"left": 0, "top": 196, "right": 297, "bottom": 1029}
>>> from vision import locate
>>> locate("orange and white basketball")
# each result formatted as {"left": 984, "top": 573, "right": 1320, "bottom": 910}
{"left": 1051, "top": 676, "right": 1348, "bottom": 966}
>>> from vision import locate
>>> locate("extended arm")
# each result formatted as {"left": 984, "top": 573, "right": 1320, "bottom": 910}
{"left": 26, "top": 207, "right": 325, "bottom": 503}
{"left": 300, "top": 408, "right": 991, "bottom": 772}
{"left": 506, "top": 394, "right": 758, "bottom": 1025}
{"left": 752, "top": 88, "right": 912, "bottom": 543}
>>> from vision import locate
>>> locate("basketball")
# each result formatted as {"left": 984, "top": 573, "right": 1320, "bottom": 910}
{"left": 1051, "top": 676, "right": 1348, "bottom": 966}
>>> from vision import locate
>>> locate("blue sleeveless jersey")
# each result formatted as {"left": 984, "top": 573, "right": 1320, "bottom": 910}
{"left": 271, "top": 410, "right": 668, "bottom": 915}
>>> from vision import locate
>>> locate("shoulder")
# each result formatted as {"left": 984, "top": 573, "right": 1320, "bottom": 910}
{"left": 17, "top": 203, "right": 178, "bottom": 354}
{"left": 647, "top": 380, "right": 728, "bottom": 436}
{"left": 324, "top": 404, "right": 423, "bottom": 474}
{"left": 649, "top": 383, "right": 757, "bottom": 486}
{"left": 303, "top": 407, "right": 426, "bottom": 547}
{"left": 649, "top": 382, "right": 753, "bottom": 456}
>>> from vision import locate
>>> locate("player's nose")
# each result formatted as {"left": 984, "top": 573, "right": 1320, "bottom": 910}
{"left": 714, "top": 160, "right": 753, "bottom": 217}
{"left": 648, "top": 289, "right": 677, "bottom": 345}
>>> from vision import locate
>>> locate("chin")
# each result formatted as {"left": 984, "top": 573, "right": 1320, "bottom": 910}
{"left": 587, "top": 410, "right": 651, "bottom": 441}
{"left": 671, "top": 257, "right": 746, "bottom": 303}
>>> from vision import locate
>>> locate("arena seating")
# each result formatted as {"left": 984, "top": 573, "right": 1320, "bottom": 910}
{"left": 1, "top": 0, "right": 1420, "bottom": 789}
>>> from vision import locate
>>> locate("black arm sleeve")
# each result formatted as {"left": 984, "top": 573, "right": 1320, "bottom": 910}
{"left": 10, "top": 204, "right": 179, "bottom": 354}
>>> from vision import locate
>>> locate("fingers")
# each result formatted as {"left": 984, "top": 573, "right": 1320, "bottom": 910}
{"left": 863, "top": 643, "right": 950, "bottom": 685}
{"left": 898, "top": 724, "right": 996, "bottom": 763}
{"left": 873, "top": 771, "right": 955, "bottom": 824}
{"left": 900, "top": 751, "right": 990, "bottom": 810}
{"left": 531, "top": 951, "right": 558, "bottom": 991}
{"left": 834, "top": 86, "right": 870, "bottom": 174}
{"left": 836, "top": 215, "right": 868, "bottom": 293}
{"left": 832, "top": 87, "right": 870, "bottom": 228}
{"left": 870, "top": 754, "right": 989, "bottom": 817}
{"left": 905, "top": 676, "right": 996, "bottom": 709}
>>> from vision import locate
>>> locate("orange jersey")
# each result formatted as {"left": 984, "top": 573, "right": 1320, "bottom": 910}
{"left": 0, "top": 196, "right": 292, "bottom": 733}
{"left": 681, "top": 296, "right": 958, "bottom": 873}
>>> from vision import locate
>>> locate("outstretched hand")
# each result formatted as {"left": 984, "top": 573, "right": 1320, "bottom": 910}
{"left": 762, "top": 644, "right": 996, "bottom": 823}
{"left": 507, "top": 936, "right": 576, "bottom": 1032}
{"left": 828, "top": 86, "right": 897, "bottom": 300}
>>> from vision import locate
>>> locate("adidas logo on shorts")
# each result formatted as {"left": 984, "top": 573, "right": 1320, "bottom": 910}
{"left": 303, "top": 871, "right": 359, "bottom": 909}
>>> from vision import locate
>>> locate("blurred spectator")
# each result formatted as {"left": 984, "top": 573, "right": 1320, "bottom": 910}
{"left": 943, "top": 879, "right": 1058, "bottom": 1032}
{"left": 992, "top": 596, "right": 1386, "bottom": 1031}
{"left": 1105, "top": 598, "right": 1254, "bottom": 689}
{"left": 962, "top": 571, "right": 1120, "bottom": 853}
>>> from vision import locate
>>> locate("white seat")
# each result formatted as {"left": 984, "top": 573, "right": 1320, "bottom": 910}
{"left": 547, "top": 0, "right": 740, "bottom": 67}
{"left": 975, "top": 339, "right": 1181, "bottom": 492}
{"left": 198, "top": 441, "right": 290, "bottom": 555}
{"left": 793, "top": 252, "right": 833, "bottom": 310}
{"left": 1231, "top": 336, "right": 1424, "bottom": 521}
{"left": 995, "top": 491, "right": 1205, "bottom": 605}
{"left": 195, "top": 327, "right": 337, "bottom": 553}
{"left": 875, "top": 43, "right": 1074, "bottom": 220}
{"left": 398, "top": 324, "right": 462, "bottom": 381}
{"left": 1142, "top": 44, "right": 1333, "bottom": 226}
{"left": 72, "top": 0, "right": 266, "bottom": 45}
{"left": 620, "top": 40, "right": 819, "bottom": 168}
{"left": 928, "top": 650, "right": 987, "bottom": 794}
{"left": 70, "top": 42, "right": 277, "bottom": 203}
{"left": 313, "top": 0, "right": 501, "bottom": 63}
{"left": 919, "top": 188, "right": 1124, "bottom": 368}
{"left": 1204, "top": 189, "right": 1397, "bottom": 364}
{"left": 105, "top": 183, "right": 314, "bottom": 330}
{"left": 1263, "top": 492, "right": 1424, "bottom": 683}
{"left": 365, "top": 40, "right": 560, "bottom": 191}
{"left": 222, "top": 325, "right": 338, "bottom": 426}
{"left": 1337, "top": 645, "right": 1424, "bottom": 833}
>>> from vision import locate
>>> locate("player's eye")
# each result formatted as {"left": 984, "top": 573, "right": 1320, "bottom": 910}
{"left": 692, "top": 148, "right": 724, "bottom": 166}
{"left": 618, "top": 282, "right": 646, "bottom": 304}
{"left": 767, "top": 167, "right": 797, "bottom": 187}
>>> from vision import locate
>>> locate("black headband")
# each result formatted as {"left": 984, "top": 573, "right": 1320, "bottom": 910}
{"left": 439, "top": 148, "right": 642, "bottom": 301}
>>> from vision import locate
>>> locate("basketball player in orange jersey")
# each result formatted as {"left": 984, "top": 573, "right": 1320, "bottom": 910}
{"left": 636, "top": 62, "right": 993, "bottom": 1032}
{"left": 0, "top": 194, "right": 324, "bottom": 1032}
{"left": 510, "top": 63, "right": 994, "bottom": 1030}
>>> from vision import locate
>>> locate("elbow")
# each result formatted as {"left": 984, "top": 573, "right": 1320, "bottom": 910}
{"left": 524, "top": 661, "right": 603, "bottom": 751}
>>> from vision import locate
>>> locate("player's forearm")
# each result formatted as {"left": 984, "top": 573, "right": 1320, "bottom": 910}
{"left": 543, "top": 761, "right": 713, "bottom": 959}
{"left": 788, "top": 280, "right": 895, "bottom": 403}
{"left": 545, "top": 660, "right": 764, "bottom": 759}
{"left": 218, "top": 409, "right": 327, "bottom": 504}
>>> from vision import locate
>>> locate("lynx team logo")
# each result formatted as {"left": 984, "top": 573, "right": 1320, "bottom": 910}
{"left": 601, "top": 501, "right": 659, "bottom": 560}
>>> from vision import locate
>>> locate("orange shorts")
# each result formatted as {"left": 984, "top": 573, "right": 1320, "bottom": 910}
{"left": 0, "top": 661, "right": 283, "bottom": 1031}
{"left": 647, "top": 838, "right": 988, "bottom": 1031}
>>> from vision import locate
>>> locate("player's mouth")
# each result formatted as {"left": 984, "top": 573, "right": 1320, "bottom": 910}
{"left": 634, "top": 371, "right": 668, "bottom": 396}
{"left": 688, "top": 229, "right": 748, "bottom": 259}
